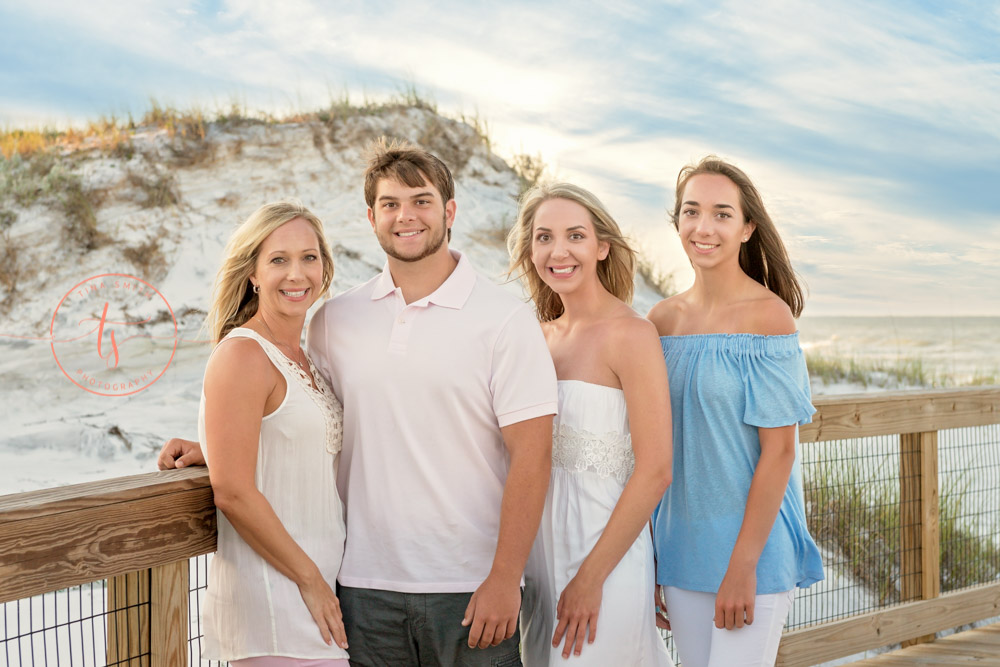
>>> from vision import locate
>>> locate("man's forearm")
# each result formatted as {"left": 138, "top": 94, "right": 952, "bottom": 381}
{"left": 487, "top": 442, "right": 551, "bottom": 582}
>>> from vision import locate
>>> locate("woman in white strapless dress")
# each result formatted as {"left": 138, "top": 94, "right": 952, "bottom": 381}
{"left": 508, "top": 183, "right": 675, "bottom": 665}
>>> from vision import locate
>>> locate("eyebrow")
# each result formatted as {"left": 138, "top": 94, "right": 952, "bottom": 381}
{"left": 266, "top": 248, "right": 319, "bottom": 256}
{"left": 534, "top": 225, "right": 586, "bottom": 232}
{"left": 378, "top": 191, "right": 436, "bottom": 202}
{"left": 683, "top": 200, "right": 735, "bottom": 210}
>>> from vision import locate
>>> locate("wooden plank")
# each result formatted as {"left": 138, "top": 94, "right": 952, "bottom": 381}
{"left": 775, "top": 583, "right": 1000, "bottom": 666}
{"left": 899, "top": 431, "right": 940, "bottom": 647}
{"left": 800, "top": 387, "right": 1000, "bottom": 442}
{"left": 106, "top": 569, "right": 150, "bottom": 667}
{"left": 850, "top": 623, "right": 1000, "bottom": 665}
{"left": 0, "top": 467, "right": 211, "bottom": 521}
{"left": 0, "top": 482, "right": 216, "bottom": 603}
{"left": 151, "top": 560, "right": 189, "bottom": 667}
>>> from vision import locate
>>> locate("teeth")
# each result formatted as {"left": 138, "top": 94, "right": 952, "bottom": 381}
{"left": 398, "top": 231, "right": 421, "bottom": 237}
{"left": 693, "top": 242, "right": 717, "bottom": 249}
{"left": 281, "top": 290, "right": 306, "bottom": 297}
{"left": 551, "top": 267, "right": 575, "bottom": 274}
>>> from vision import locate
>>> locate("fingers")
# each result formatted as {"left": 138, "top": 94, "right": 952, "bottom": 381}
{"left": 715, "top": 601, "right": 751, "bottom": 630}
{"left": 156, "top": 441, "right": 181, "bottom": 470}
{"left": 329, "top": 598, "right": 349, "bottom": 650}
{"left": 551, "top": 614, "right": 569, "bottom": 647}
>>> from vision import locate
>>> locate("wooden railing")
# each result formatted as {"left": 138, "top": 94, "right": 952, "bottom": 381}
{"left": 776, "top": 387, "right": 1000, "bottom": 666}
{"left": 1, "top": 387, "right": 998, "bottom": 666}
{"left": 0, "top": 466, "right": 216, "bottom": 666}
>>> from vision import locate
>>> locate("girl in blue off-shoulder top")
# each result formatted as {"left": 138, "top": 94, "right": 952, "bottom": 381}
{"left": 648, "top": 157, "right": 823, "bottom": 667}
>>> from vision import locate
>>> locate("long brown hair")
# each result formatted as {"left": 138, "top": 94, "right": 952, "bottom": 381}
{"left": 672, "top": 156, "right": 805, "bottom": 317}
{"left": 508, "top": 182, "right": 635, "bottom": 322}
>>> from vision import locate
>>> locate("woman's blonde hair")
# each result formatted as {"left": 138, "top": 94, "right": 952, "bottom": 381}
{"left": 671, "top": 156, "right": 805, "bottom": 317}
{"left": 507, "top": 183, "right": 635, "bottom": 322}
{"left": 207, "top": 201, "right": 334, "bottom": 342}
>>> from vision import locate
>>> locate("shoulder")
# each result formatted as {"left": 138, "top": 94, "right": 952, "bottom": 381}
{"left": 606, "top": 311, "right": 660, "bottom": 346}
{"left": 646, "top": 294, "right": 689, "bottom": 336}
{"left": 205, "top": 336, "right": 276, "bottom": 386}
{"left": 316, "top": 274, "right": 380, "bottom": 316}
{"left": 739, "top": 290, "right": 795, "bottom": 336}
{"left": 602, "top": 312, "right": 663, "bottom": 366}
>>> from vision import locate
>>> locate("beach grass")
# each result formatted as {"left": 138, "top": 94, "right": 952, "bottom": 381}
{"left": 805, "top": 456, "right": 1000, "bottom": 603}
{"left": 805, "top": 352, "right": 999, "bottom": 389}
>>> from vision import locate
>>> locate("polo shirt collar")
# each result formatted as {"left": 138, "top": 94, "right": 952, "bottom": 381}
{"left": 370, "top": 250, "right": 476, "bottom": 310}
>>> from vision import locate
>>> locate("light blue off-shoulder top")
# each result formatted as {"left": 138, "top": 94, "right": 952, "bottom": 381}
{"left": 652, "top": 333, "right": 824, "bottom": 595}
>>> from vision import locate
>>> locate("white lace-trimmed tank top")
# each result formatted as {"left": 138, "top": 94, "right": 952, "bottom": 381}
{"left": 199, "top": 327, "right": 349, "bottom": 661}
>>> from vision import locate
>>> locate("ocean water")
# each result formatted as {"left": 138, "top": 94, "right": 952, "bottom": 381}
{"left": 798, "top": 316, "right": 1000, "bottom": 388}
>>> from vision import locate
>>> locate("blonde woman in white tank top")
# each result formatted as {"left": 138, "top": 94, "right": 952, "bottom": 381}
{"left": 197, "top": 202, "right": 350, "bottom": 666}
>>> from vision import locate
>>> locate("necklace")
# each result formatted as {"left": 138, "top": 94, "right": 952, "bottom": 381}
{"left": 253, "top": 315, "right": 307, "bottom": 370}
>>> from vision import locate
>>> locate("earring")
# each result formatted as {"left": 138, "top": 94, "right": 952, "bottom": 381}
{"left": 252, "top": 283, "right": 260, "bottom": 294}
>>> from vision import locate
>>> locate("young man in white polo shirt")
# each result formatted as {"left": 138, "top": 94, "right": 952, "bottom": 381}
{"left": 159, "top": 140, "right": 557, "bottom": 665}
{"left": 309, "top": 140, "right": 556, "bottom": 665}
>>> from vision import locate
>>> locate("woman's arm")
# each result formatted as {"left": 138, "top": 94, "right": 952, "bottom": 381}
{"left": 713, "top": 425, "right": 796, "bottom": 630}
{"left": 713, "top": 295, "right": 800, "bottom": 630}
{"left": 551, "top": 318, "right": 672, "bottom": 658}
{"left": 203, "top": 339, "right": 348, "bottom": 649}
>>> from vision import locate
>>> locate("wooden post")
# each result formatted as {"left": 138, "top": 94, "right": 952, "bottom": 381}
{"left": 899, "top": 430, "right": 940, "bottom": 646}
{"left": 151, "top": 559, "right": 189, "bottom": 667}
{"left": 106, "top": 569, "right": 151, "bottom": 666}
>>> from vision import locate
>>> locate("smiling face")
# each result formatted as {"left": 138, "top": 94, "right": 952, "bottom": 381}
{"left": 530, "top": 197, "right": 610, "bottom": 296}
{"left": 368, "top": 176, "right": 456, "bottom": 264}
{"left": 677, "top": 173, "right": 755, "bottom": 270}
{"left": 250, "top": 217, "right": 324, "bottom": 318}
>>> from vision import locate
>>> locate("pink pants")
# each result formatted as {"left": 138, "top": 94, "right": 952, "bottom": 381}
{"left": 230, "top": 658, "right": 350, "bottom": 667}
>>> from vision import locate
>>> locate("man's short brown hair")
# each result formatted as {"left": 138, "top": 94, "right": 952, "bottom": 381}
{"left": 363, "top": 137, "right": 455, "bottom": 209}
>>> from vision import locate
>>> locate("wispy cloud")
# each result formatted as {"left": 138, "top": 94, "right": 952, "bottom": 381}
{"left": 1, "top": 0, "right": 997, "bottom": 314}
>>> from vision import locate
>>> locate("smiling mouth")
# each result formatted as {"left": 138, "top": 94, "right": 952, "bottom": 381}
{"left": 280, "top": 289, "right": 308, "bottom": 298}
{"left": 548, "top": 266, "right": 578, "bottom": 276}
{"left": 396, "top": 230, "right": 423, "bottom": 238}
{"left": 692, "top": 242, "right": 718, "bottom": 250}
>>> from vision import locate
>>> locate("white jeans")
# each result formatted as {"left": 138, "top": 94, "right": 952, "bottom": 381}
{"left": 664, "top": 586, "right": 794, "bottom": 667}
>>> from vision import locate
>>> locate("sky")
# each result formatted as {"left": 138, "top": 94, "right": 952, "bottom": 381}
{"left": 1, "top": 0, "right": 998, "bottom": 316}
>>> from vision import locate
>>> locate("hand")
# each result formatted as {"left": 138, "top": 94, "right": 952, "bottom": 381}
{"left": 654, "top": 584, "right": 670, "bottom": 630}
{"left": 157, "top": 438, "right": 205, "bottom": 470}
{"left": 461, "top": 574, "right": 520, "bottom": 649}
{"left": 714, "top": 566, "right": 756, "bottom": 630}
{"left": 298, "top": 573, "right": 349, "bottom": 649}
{"left": 551, "top": 571, "right": 603, "bottom": 658}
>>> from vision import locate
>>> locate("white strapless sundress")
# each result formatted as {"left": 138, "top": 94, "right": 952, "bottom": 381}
{"left": 522, "top": 380, "right": 673, "bottom": 666}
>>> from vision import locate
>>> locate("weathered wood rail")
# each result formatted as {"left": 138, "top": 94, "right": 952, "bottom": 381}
{"left": 777, "top": 386, "right": 1000, "bottom": 666}
{"left": 1, "top": 387, "right": 998, "bottom": 666}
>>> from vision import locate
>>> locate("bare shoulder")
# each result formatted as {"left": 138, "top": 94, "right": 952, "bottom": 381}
{"left": 205, "top": 337, "right": 276, "bottom": 387}
{"left": 646, "top": 294, "right": 689, "bottom": 336}
{"left": 740, "top": 290, "right": 796, "bottom": 336}
{"left": 607, "top": 311, "right": 660, "bottom": 346}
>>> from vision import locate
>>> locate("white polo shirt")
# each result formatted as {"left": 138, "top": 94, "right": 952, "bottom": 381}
{"left": 308, "top": 250, "right": 558, "bottom": 593}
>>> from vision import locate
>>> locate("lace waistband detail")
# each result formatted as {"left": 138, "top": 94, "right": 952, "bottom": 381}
{"left": 551, "top": 421, "right": 634, "bottom": 484}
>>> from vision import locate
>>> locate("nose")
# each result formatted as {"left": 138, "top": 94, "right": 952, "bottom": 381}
{"left": 693, "top": 212, "right": 711, "bottom": 235}
{"left": 551, "top": 237, "right": 570, "bottom": 258}
{"left": 286, "top": 258, "right": 304, "bottom": 280}
{"left": 396, "top": 202, "right": 415, "bottom": 221}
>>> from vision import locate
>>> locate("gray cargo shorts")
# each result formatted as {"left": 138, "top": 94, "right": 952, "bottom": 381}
{"left": 338, "top": 585, "right": 522, "bottom": 667}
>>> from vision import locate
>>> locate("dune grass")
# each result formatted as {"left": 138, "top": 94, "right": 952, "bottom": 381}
{"left": 805, "top": 455, "right": 1000, "bottom": 604}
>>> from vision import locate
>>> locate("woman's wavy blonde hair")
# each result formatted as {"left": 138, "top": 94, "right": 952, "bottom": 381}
{"left": 507, "top": 183, "right": 635, "bottom": 322}
{"left": 207, "top": 201, "right": 334, "bottom": 342}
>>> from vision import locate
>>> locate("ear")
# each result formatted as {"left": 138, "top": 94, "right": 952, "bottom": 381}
{"left": 743, "top": 220, "right": 757, "bottom": 242}
{"left": 367, "top": 207, "right": 376, "bottom": 231}
{"left": 598, "top": 240, "right": 610, "bottom": 261}
{"left": 445, "top": 199, "right": 457, "bottom": 229}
